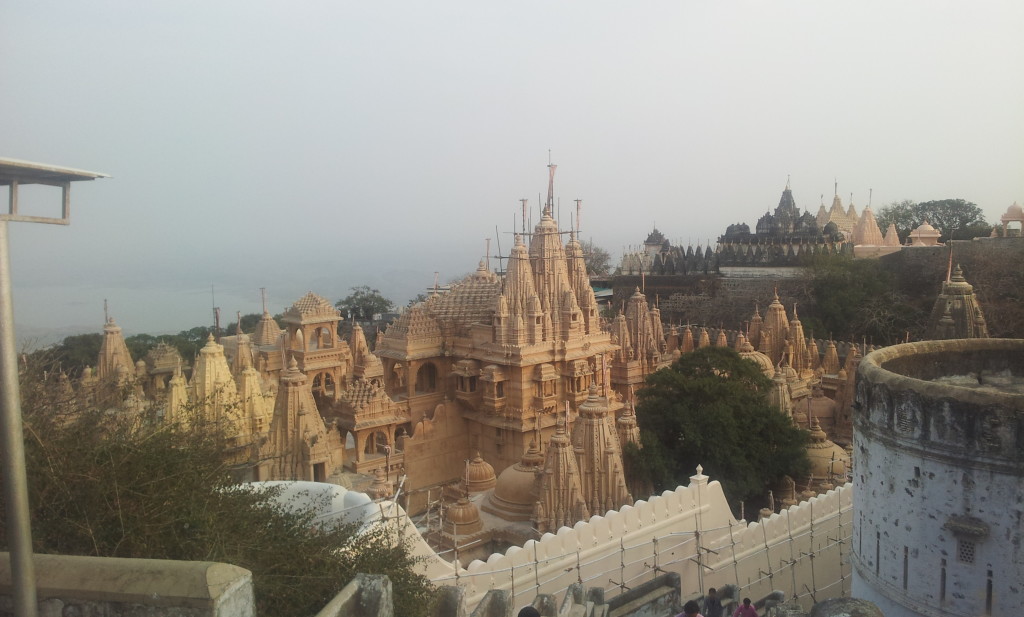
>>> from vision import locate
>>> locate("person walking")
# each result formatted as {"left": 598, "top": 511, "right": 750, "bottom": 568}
{"left": 702, "top": 587, "right": 724, "bottom": 617}
{"left": 676, "top": 599, "right": 704, "bottom": 617}
{"left": 733, "top": 597, "right": 758, "bottom": 617}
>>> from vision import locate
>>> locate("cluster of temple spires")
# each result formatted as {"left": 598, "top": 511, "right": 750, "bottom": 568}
{"left": 65, "top": 169, "right": 995, "bottom": 559}
{"left": 620, "top": 184, "right": 1019, "bottom": 273}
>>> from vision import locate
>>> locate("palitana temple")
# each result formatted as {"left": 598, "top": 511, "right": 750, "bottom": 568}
{"left": 69, "top": 168, "right": 991, "bottom": 562}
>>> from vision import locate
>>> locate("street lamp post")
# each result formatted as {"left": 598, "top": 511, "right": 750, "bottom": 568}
{"left": 0, "top": 159, "right": 107, "bottom": 617}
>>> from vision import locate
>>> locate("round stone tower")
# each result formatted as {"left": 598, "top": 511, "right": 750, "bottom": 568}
{"left": 853, "top": 339, "right": 1024, "bottom": 617}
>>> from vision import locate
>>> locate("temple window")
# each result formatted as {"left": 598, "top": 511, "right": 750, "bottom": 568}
{"left": 415, "top": 363, "right": 438, "bottom": 393}
{"left": 957, "top": 538, "right": 976, "bottom": 564}
{"left": 365, "top": 431, "right": 389, "bottom": 455}
{"left": 456, "top": 375, "right": 478, "bottom": 393}
{"left": 495, "top": 382, "right": 504, "bottom": 398}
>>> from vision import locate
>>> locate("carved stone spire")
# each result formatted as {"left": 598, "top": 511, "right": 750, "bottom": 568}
{"left": 571, "top": 386, "right": 631, "bottom": 515}
{"left": 927, "top": 265, "right": 990, "bottom": 339}
{"left": 504, "top": 234, "right": 537, "bottom": 317}
{"left": 97, "top": 316, "right": 134, "bottom": 381}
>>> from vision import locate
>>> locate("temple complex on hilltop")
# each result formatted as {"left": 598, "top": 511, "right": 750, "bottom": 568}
{"left": 618, "top": 181, "right": 906, "bottom": 274}
{"left": 68, "top": 166, "right": 670, "bottom": 559}
{"left": 63, "top": 168, "right": 996, "bottom": 564}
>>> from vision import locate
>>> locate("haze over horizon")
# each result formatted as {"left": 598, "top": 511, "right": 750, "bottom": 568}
{"left": 3, "top": 1, "right": 1022, "bottom": 343}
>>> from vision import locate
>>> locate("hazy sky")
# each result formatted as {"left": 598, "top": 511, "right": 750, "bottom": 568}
{"left": 3, "top": 1, "right": 1023, "bottom": 341}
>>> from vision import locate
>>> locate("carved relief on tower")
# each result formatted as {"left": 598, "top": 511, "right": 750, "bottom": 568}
{"left": 564, "top": 358, "right": 594, "bottom": 403}
{"left": 943, "top": 400, "right": 969, "bottom": 448}
{"left": 453, "top": 359, "right": 482, "bottom": 409}
{"left": 977, "top": 409, "right": 1004, "bottom": 454}
{"left": 479, "top": 364, "right": 507, "bottom": 414}
{"left": 534, "top": 363, "right": 558, "bottom": 413}
{"left": 894, "top": 403, "right": 916, "bottom": 434}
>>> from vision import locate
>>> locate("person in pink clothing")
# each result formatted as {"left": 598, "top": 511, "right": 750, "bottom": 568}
{"left": 733, "top": 597, "right": 758, "bottom": 617}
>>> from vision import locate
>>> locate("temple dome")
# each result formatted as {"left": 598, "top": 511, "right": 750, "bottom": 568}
{"left": 1001, "top": 201, "right": 1023, "bottom": 220}
{"left": 739, "top": 339, "right": 775, "bottom": 378}
{"left": 806, "top": 418, "right": 848, "bottom": 485}
{"left": 483, "top": 441, "right": 542, "bottom": 522}
{"left": 443, "top": 497, "right": 483, "bottom": 535}
{"left": 465, "top": 453, "right": 497, "bottom": 493}
{"left": 908, "top": 220, "right": 942, "bottom": 246}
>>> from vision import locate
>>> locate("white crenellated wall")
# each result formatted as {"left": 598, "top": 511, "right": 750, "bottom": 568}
{"left": 421, "top": 469, "right": 852, "bottom": 610}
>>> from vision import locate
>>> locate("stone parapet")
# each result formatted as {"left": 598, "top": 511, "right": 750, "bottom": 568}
{"left": 0, "top": 553, "right": 253, "bottom": 617}
{"left": 856, "top": 339, "right": 1024, "bottom": 467}
{"left": 426, "top": 476, "right": 852, "bottom": 611}
{"left": 853, "top": 338, "right": 1024, "bottom": 617}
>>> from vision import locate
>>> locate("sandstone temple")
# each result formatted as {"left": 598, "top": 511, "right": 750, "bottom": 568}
{"left": 618, "top": 181, "right": 907, "bottom": 274}
{"left": 62, "top": 169, "right": 996, "bottom": 567}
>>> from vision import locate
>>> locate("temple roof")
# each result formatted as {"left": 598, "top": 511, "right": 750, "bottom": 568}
{"left": 252, "top": 311, "right": 282, "bottom": 346}
{"left": 1000, "top": 201, "right": 1023, "bottom": 223}
{"left": 283, "top": 292, "right": 340, "bottom": 324}
{"left": 427, "top": 265, "right": 502, "bottom": 335}
{"left": 645, "top": 228, "right": 666, "bottom": 245}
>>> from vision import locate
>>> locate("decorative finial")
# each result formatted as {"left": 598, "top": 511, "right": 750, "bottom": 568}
{"left": 545, "top": 156, "right": 557, "bottom": 214}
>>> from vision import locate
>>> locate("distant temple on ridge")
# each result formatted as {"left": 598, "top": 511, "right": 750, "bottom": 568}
{"left": 619, "top": 181, "right": 904, "bottom": 273}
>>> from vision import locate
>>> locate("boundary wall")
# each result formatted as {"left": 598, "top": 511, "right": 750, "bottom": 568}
{"left": 0, "top": 553, "right": 253, "bottom": 617}
{"left": 426, "top": 471, "right": 852, "bottom": 610}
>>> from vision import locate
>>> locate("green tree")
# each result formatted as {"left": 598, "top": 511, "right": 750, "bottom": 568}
{"left": 628, "top": 347, "right": 809, "bottom": 507}
{"left": 916, "top": 198, "right": 989, "bottom": 240}
{"left": 581, "top": 240, "right": 612, "bottom": 276}
{"left": 876, "top": 198, "right": 989, "bottom": 242}
{"left": 124, "top": 333, "right": 159, "bottom": 360}
{"left": 407, "top": 292, "right": 430, "bottom": 307}
{"left": 5, "top": 362, "right": 434, "bottom": 616}
{"left": 800, "top": 254, "right": 926, "bottom": 344}
{"left": 875, "top": 199, "right": 917, "bottom": 242}
{"left": 223, "top": 312, "right": 264, "bottom": 335}
{"left": 44, "top": 333, "right": 102, "bottom": 374}
{"left": 336, "top": 286, "right": 395, "bottom": 320}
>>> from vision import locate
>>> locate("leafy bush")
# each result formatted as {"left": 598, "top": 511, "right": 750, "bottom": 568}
{"left": 628, "top": 347, "right": 809, "bottom": 509}
{"left": 1, "top": 361, "right": 434, "bottom": 616}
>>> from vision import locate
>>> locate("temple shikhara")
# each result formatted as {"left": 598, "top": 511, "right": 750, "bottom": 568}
{"left": 619, "top": 181, "right": 906, "bottom": 274}
{"left": 64, "top": 167, "right": 995, "bottom": 562}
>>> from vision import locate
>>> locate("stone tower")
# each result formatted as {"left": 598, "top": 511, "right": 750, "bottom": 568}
{"left": 926, "top": 264, "right": 989, "bottom": 340}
